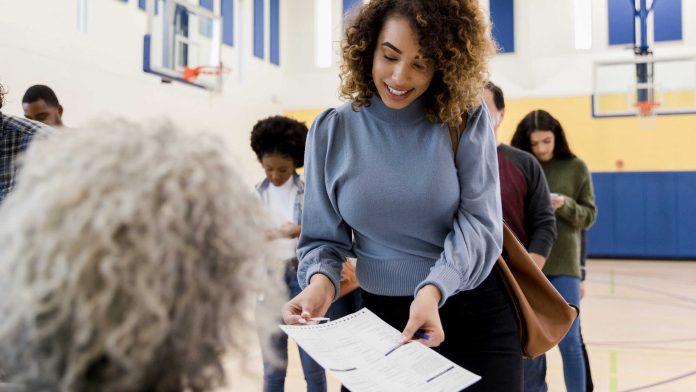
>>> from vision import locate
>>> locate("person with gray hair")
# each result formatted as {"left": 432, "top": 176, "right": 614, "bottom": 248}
{"left": 0, "top": 121, "right": 284, "bottom": 392}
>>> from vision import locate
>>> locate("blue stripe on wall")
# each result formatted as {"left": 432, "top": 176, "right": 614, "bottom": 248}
{"left": 676, "top": 173, "right": 696, "bottom": 256}
{"left": 253, "top": 0, "right": 264, "bottom": 59}
{"left": 645, "top": 172, "right": 678, "bottom": 255}
{"left": 490, "top": 0, "right": 515, "bottom": 53}
{"left": 608, "top": 0, "right": 634, "bottom": 45}
{"left": 654, "top": 0, "right": 682, "bottom": 42}
{"left": 588, "top": 174, "right": 615, "bottom": 255}
{"left": 343, "top": 0, "right": 362, "bottom": 14}
{"left": 588, "top": 171, "right": 696, "bottom": 259}
{"left": 221, "top": 0, "right": 233, "bottom": 46}
{"left": 613, "top": 174, "right": 646, "bottom": 255}
{"left": 199, "top": 0, "right": 213, "bottom": 10}
{"left": 138, "top": 0, "right": 158, "bottom": 13}
{"left": 270, "top": 0, "right": 280, "bottom": 65}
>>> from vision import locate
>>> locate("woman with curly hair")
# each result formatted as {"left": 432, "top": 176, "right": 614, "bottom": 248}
{"left": 511, "top": 110, "right": 597, "bottom": 392}
{"left": 282, "top": 0, "right": 522, "bottom": 390}
{"left": 0, "top": 121, "right": 284, "bottom": 392}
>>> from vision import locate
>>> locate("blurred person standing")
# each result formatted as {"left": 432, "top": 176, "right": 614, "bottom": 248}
{"left": 22, "top": 84, "right": 64, "bottom": 127}
{"left": 0, "top": 82, "right": 51, "bottom": 204}
{"left": 483, "top": 81, "right": 556, "bottom": 270}
{"left": 511, "top": 109, "right": 597, "bottom": 392}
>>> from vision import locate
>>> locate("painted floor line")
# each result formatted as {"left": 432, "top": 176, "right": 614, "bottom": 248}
{"left": 588, "top": 336, "right": 696, "bottom": 345}
{"left": 620, "top": 369, "right": 696, "bottom": 392}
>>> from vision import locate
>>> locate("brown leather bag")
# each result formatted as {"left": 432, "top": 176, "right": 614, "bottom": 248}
{"left": 449, "top": 123, "right": 578, "bottom": 358}
{"left": 496, "top": 225, "right": 579, "bottom": 358}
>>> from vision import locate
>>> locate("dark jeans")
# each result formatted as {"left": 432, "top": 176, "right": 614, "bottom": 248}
{"left": 359, "top": 268, "right": 522, "bottom": 392}
{"left": 262, "top": 264, "right": 327, "bottom": 392}
{"left": 524, "top": 276, "right": 587, "bottom": 392}
{"left": 262, "top": 263, "right": 362, "bottom": 392}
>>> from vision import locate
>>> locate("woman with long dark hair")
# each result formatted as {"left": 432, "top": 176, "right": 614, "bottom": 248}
{"left": 511, "top": 109, "right": 597, "bottom": 392}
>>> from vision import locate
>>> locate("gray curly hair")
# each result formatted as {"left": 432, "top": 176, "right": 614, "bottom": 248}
{"left": 0, "top": 120, "right": 285, "bottom": 391}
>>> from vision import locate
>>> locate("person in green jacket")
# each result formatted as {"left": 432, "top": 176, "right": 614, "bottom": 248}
{"left": 511, "top": 109, "right": 597, "bottom": 392}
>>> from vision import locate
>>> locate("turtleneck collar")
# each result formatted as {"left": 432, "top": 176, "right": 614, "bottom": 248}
{"left": 363, "top": 94, "right": 427, "bottom": 126}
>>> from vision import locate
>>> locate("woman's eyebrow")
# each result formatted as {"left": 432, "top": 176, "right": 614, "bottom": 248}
{"left": 381, "top": 41, "right": 402, "bottom": 54}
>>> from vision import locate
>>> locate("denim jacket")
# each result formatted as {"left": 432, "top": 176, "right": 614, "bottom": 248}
{"left": 255, "top": 171, "right": 304, "bottom": 225}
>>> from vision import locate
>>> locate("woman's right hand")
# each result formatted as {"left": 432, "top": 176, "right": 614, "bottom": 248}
{"left": 282, "top": 273, "right": 335, "bottom": 325}
{"left": 401, "top": 284, "right": 445, "bottom": 348}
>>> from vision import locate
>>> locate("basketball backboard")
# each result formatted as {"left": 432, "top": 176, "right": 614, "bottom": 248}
{"left": 592, "top": 56, "right": 696, "bottom": 118}
{"left": 142, "top": 0, "right": 224, "bottom": 90}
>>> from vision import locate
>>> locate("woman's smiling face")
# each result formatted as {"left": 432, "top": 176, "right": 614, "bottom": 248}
{"left": 371, "top": 16, "right": 435, "bottom": 110}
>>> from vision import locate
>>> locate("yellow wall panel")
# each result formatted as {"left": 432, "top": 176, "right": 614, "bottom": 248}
{"left": 662, "top": 90, "right": 696, "bottom": 109}
{"left": 283, "top": 109, "right": 324, "bottom": 128}
{"left": 498, "top": 96, "right": 696, "bottom": 172}
{"left": 286, "top": 95, "right": 696, "bottom": 172}
{"left": 596, "top": 94, "right": 632, "bottom": 112}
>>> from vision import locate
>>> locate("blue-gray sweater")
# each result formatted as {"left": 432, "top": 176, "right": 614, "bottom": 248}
{"left": 297, "top": 96, "right": 502, "bottom": 306}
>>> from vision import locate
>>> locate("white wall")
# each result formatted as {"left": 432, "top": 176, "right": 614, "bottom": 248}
{"left": 278, "top": 0, "right": 345, "bottom": 110}
{"left": 490, "top": 0, "right": 696, "bottom": 99}
{"left": 276, "top": 0, "right": 696, "bottom": 106}
{"left": 0, "top": 0, "right": 289, "bottom": 185}
{"left": 3, "top": 0, "right": 694, "bottom": 171}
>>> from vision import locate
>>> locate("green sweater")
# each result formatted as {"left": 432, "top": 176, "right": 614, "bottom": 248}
{"left": 540, "top": 157, "right": 597, "bottom": 278}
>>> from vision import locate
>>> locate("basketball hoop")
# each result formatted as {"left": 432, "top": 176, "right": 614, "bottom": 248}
{"left": 633, "top": 101, "right": 659, "bottom": 117}
{"left": 182, "top": 65, "right": 230, "bottom": 82}
{"left": 634, "top": 101, "right": 658, "bottom": 130}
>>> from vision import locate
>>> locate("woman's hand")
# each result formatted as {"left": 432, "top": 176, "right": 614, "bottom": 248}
{"left": 401, "top": 284, "right": 444, "bottom": 348}
{"left": 338, "top": 259, "right": 359, "bottom": 298}
{"left": 266, "top": 223, "right": 301, "bottom": 240}
{"left": 550, "top": 194, "right": 566, "bottom": 210}
{"left": 279, "top": 223, "right": 301, "bottom": 238}
{"left": 282, "top": 273, "right": 335, "bottom": 325}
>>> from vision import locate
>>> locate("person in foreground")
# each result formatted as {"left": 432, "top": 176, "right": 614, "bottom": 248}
{"left": 511, "top": 110, "right": 597, "bottom": 392}
{"left": 283, "top": 1, "right": 522, "bottom": 390}
{"left": 0, "top": 121, "right": 284, "bottom": 392}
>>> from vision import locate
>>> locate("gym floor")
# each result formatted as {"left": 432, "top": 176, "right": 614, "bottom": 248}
{"left": 223, "top": 259, "right": 696, "bottom": 391}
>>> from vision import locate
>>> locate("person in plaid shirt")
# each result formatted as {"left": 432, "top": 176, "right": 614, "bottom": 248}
{"left": 0, "top": 82, "right": 52, "bottom": 203}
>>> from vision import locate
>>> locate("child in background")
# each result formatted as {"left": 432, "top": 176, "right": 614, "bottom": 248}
{"left": 251, "top": 115, "right": 359, "bottom": 392}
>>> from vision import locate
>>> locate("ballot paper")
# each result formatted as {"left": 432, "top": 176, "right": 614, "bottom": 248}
{"left": 279, "top": 308, "right": 480, "bottom": 392}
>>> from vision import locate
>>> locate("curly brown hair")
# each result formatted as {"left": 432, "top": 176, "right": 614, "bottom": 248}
{"left": 340, "top": 0, "right": 495, "bottom": 127}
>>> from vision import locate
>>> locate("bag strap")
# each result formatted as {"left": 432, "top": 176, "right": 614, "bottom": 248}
{"left": 448, "top": 126, "right": 459, "bottom": 156}
{"left": 448, "top": 113, "right": 467, "bottom": 156}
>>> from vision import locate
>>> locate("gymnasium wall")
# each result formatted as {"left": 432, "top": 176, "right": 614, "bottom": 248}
{"left": 284, "top": 1, "right": 696, "bottom": 259}
{"left": 2, "top": 0, "right": 695, "bottom": 258}
{"left": 0, "top": 0, "right": 316, "bottom": 186}
{"left": 287, "top": 94, "right": 696, "bottom": 259}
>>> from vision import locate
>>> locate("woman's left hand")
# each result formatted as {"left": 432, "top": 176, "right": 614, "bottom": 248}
{"left": 550, "top": 194, "right": 566, "bottom": 210}
{"left": 279, "top": 223, "right": 301, "bottom": 238}
{"left": 401, "top": 284, "right": 444, "bottom": 348}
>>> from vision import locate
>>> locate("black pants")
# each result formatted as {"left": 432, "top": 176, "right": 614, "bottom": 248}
{"left": 360, "top": 268, "right": 522, "bottom": 392}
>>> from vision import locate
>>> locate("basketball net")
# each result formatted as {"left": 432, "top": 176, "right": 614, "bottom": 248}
{"left": 634, "top": 101, "right": 658, "bottom": 130}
